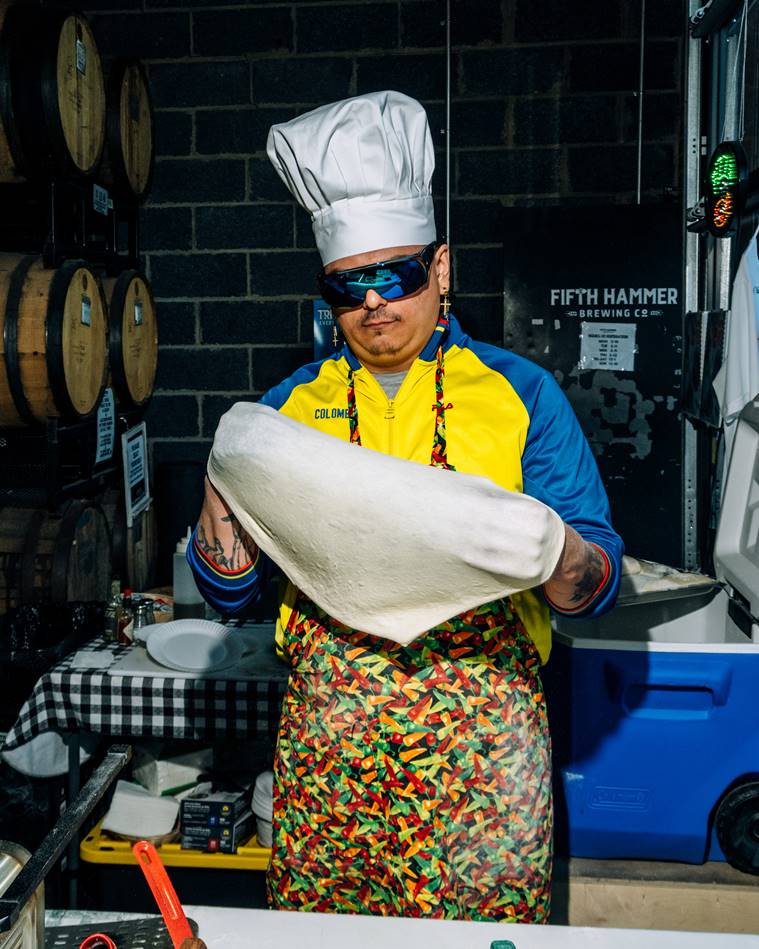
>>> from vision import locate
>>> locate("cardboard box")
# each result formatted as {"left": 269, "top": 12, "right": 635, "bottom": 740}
{"left": 180, "top": 784, "right": 250, "bottom": 825}
{"left": 180, "top": 809, "right": 255, "bottom": 854}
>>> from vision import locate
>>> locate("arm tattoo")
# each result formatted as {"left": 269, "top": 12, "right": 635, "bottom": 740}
{"left": 570, "top": 543, "right": 605, "bottom": 604}
{"left": 196, "top": 515, "right": 255, "bottom": 570}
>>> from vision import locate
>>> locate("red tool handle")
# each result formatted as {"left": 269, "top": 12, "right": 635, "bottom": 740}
{"left": 132, "top": 840, "right": 194, "bottom": 949}
{"left": 79, "top": 936, "right": 117, "bottom": 949}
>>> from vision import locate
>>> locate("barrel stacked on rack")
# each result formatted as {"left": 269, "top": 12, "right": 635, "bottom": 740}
{"left": 103, "top": 269, "right": 158, "bottom": 413}
{"left": 0, "top": 501, "right": 111, "bottom": 612}
{"left": 0, "top": 1, "right": 158, "bottom": 609}
{"left": 101, "top": 59, "right": 154, "bottom": 203}
{"left": 0, "top": 255, "right": 108, "bottom": 427}
{"left": 0, "top": 1, "right": 105, "bottom": 183}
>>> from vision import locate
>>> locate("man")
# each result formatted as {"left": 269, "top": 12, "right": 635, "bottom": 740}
{"left": 189, "top": 91, "right": 623, "bottom": 922}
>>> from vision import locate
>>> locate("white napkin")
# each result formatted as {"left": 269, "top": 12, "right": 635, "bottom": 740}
{"left": 102, "top": 780, "right": 179, "bottom": 840}
{"left": 208, "top": 402, "right": 565, "bottom": 645}
{"left": 71, "top": 650, "right": 114, "bottom": 670}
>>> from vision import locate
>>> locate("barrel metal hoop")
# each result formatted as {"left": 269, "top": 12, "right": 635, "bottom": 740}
{"left": 20, "top": 508, "right": 48, "bottom": 603}
{"left": 37, "top": 10, "right": 86, "bottom": 177}
{"left": 0, "top": 5, "right": 29, "bottom": 173}
{"left": 4, "top": 255, "right": 39, "bottom": 425}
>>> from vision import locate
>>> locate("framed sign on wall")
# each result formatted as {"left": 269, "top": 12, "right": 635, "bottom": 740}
{"left": 502, "top": 205, "right": 684, "bottom": 566}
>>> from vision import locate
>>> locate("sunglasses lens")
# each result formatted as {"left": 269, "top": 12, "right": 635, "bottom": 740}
{"left": 346, "top": 260, "right": 426, "bottom": 301}
{"left": 319, "top": 257, "right": 429, "bottom": 310}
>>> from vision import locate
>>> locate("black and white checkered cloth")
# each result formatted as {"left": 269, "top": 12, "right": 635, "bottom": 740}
{"left": 3, "top": 636, "right": 288, "bottom": 751}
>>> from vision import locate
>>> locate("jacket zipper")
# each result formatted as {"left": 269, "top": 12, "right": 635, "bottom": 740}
{"left": 384, "top": 397, "right": 395, "bottom": 455}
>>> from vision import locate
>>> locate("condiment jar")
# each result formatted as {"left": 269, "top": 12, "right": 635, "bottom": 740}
{"left": 133, "top": 600, "right": 155, "bottom": 636}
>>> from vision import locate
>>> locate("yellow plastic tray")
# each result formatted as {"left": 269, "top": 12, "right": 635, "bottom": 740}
{"left": 80, "top": 819, "right": 271, "bottom": 871}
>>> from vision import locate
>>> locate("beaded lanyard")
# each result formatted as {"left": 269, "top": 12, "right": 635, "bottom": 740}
{"left": 346, "top": 315, "right": 455, "bottom": 472}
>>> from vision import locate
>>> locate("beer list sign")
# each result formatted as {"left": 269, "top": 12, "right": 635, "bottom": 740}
{"left": 547, "top": 285, "right": 679, "bottom": 373}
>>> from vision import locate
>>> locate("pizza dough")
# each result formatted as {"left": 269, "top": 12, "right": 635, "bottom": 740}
{"left": 208, "top": 402, "right": 566, "bottom": 645}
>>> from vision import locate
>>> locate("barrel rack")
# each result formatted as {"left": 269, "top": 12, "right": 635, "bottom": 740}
{"left": 0, "top": 1, "right": 153, "bottom": 507}
{"left": 0, "top": 171, "right": 144, "bottom": 508}
{"left": 0, "top": 177, "right": 140, "bottom": 274}
{"left": 46, "top": 177, "right": 140, "bottom": 274}
{"left": 0, "top": 408, "right": 145, "bottom": 509}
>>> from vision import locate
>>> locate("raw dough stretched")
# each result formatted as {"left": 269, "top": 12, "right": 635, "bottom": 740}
{"left": 208, "top": 402, "right": 565, "bottom": 645}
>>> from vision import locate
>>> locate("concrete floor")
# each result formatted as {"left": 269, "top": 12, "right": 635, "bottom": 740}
{"left": 551, "top": 857, "right": 759, "bottom": 933}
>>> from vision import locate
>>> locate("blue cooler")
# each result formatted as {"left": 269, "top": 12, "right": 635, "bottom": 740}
{"left": 545, "top": 401, "right": 759, "bottom": 870}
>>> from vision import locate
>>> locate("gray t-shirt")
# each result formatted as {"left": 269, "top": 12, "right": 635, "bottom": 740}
{"left": 373, "top": 370, "right": 408, "bottom": 400}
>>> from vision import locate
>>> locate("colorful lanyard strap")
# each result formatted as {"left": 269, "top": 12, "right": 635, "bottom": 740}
{"left": 346, "top": 338, "right": 455, "bottom": 472}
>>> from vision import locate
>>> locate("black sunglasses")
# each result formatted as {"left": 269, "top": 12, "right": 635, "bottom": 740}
{"left": 317, "top": 242, "right": 438, "bottom": 312}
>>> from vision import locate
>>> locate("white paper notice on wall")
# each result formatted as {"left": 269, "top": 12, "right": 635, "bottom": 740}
{"left": 579, "top": 321, "right": 637, "bottom": 372}
{"left": 95, "top": 387, "right": 115, "bottom": 465}
{"left": 122, "top": 422, "right": 151, "bottom": 527}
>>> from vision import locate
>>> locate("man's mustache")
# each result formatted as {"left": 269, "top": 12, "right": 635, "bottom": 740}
{"left": 360, "top": 310, "right": 401, "bottom": 326}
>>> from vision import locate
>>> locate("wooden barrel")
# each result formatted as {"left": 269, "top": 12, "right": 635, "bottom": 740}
{"left": 0, "top": 255, "right": 109, "bottom": 427}
{"left": 101, "top": 59, "right": 154, "bottom": 200}
{"left": 0, "top": 3, "right": 21, "bottom": 183}
{"left": 101, "top": 487, "right": 157, "bottom": 591}
{"left": 0, "top": 500, "right": 111, "bottom": 612}
{"left": 100, "top": 487, "right": 126, "bottom": 580}
{"left": 102, "top": 269, "right": 158, "bottom": 410}
{"left": 0, "top": 2, "right": 106, "bottom": 182}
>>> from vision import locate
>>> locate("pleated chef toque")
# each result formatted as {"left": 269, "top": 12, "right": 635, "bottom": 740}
{"left": 266, "top": 91, "right": 436, "bottom": 265}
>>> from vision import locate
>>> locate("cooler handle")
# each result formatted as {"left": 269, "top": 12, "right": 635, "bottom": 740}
{"left": 608, "top": 661, "right": 732, "bottom": 720}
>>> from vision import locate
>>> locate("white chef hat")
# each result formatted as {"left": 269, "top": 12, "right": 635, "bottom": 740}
{"left": 266, "top": 91, "right": 436, "bottom": 265}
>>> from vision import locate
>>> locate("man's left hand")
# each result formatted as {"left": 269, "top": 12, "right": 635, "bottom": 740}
{"left": 543, "top": 524, "right": 607, "bottom": 613}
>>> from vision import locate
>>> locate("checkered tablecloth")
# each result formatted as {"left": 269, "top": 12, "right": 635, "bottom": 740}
{"left": 3, "top": 636, "right": 288, "bottom": 752}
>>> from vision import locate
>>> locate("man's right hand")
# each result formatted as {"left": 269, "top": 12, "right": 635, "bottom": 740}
{"left": 195, "top": 476, "right": 259, "bottom": 570}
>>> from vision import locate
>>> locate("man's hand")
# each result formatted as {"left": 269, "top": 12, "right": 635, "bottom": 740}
{"left": 196, "top": 476, "right": 258, "bottom": 570}
{"left": 543, "top": 523, "right": 607, "bottom": 612}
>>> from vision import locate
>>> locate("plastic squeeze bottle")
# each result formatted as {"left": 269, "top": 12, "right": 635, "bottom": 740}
{"left": 173, "top": 526, "right": 206, "bottom": 620}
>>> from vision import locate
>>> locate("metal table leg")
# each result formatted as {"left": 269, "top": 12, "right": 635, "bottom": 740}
{"left": 65, "top": 732, "right": 81, "bottom": 908}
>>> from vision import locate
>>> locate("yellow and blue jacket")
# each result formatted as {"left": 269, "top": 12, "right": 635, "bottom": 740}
{"left": 190, "top": 315, "right": 623, "bottom": 661}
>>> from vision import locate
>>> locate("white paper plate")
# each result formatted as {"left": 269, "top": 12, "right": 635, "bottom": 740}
{"left": 146, "top": 620, "right": 245, "bottom": 673}
{"left": 134, "top": 621, "right": 162, "bottom": 644}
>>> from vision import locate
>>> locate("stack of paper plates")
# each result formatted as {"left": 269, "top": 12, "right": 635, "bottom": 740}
{"left": 145, "top": 620, "right": 246, "bottom": 673}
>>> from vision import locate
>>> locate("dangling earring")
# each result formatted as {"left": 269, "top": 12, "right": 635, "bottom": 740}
{"left": 332, "top": 322, "right": 339, "bottom": 349}
{"left": 440, "top": 290, "right": 451, "bottom": 317}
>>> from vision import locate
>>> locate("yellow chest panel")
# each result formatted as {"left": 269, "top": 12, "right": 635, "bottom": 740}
{"left": 275, "top": 345, "right": 552, "bottom": 662}
{"left": 280, "top": 346, "right": 530, "bottom": 492}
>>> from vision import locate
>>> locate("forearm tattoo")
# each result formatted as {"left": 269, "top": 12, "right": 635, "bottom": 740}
{"left": 570, "top": 543, "right": 605, "bottom": 604}
{"left": 196, "top": 514, "right": 255, "bottom": 570}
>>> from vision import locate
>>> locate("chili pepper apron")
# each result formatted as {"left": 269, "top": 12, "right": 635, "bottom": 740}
{"left": 266, "top": 340, "right": 553, "bottom": 922}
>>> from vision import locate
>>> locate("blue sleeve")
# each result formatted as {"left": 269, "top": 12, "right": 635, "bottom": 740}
{"left": 521, "top": 372, "right": 623, "bottom": 617}
{"left": 186, "top": 528, "right": 272, "bottom": 617}
{"left": 258, "top": 355, "right": 338, "bottom": 410}
{"left": 192, "top": 366, "right": 329, "bottom": 612}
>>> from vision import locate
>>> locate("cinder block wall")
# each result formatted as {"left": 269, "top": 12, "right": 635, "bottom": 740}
{"left": 86, "top": 0, "right": 684, "bottom": 468}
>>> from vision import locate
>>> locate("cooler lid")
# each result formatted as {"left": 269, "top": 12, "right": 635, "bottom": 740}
{"left": 714, "top": 398, "right": 759, "bottom": 617}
